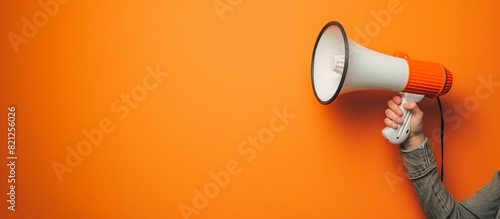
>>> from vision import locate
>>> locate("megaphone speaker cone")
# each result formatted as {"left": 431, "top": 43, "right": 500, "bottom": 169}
{"left": 311, "top": 21, "right": 349, "bottom": 105}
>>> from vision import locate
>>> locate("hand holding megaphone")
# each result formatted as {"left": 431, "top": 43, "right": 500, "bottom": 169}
{"left": 381, "top": 93, "right": 424, "bottom": 144}
{"left": 383, "top": 94, "right": 426, "bottom": 147}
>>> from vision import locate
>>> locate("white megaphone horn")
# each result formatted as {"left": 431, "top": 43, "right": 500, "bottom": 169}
{"left": 311, "top": 21, "right": 453, "bottom": 144}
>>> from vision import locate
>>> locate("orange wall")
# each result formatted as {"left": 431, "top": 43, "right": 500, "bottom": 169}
{"left": 1, "top": 0, "right": 499, "bottom": 218}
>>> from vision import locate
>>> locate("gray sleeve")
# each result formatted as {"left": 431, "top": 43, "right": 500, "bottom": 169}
{"left": 401, "top": 138, "right": 499, "bottom": 218}
{"left": 461, "top": 171, "right": 500, "bottom": 218}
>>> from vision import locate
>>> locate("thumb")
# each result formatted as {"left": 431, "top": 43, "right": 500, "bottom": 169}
{"left": 403, "top": 102, "right": 424, "bottom": 125}
{"left": 404, "top": 102, "right": 423, "bottom": 120}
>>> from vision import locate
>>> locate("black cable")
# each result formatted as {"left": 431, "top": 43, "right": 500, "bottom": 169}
{"left": 436, "top": 97, "right": 445, "bottom": 182}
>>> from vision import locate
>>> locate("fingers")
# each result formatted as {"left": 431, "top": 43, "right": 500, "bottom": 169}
{"left": 392, "top": 95, "right": 402, "bottom": 106}
{"left": 387, "top": 98, "right": 402, "bottom": 116}
{"left": 385, "top": 106, "right": 403, "bottom": 123}
{"left": 384, "top": 117, "right": 399, "bottom": 129}
{"left": 384, "top": 95, "right": 404, "bottom": 129}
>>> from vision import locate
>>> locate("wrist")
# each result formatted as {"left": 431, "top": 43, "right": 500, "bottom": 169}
{"left": 402, "top": 133, "right": 425, "bottom": 150}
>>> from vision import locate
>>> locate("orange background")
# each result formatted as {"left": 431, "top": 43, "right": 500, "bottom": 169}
{"left": 1, "top": 0, "right": 499, "bottom": 218}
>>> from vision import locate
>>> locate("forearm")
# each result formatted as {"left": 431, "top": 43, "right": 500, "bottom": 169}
{"left": 410, "top": 162, "right": 477, "bottom": 218}
{"left": 401, "top": 138, "right": 478, "bottom": 218}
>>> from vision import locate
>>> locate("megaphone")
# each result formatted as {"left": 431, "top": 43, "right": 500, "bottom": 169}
{"left": 311, "top": 21, "right": 453, "bottom": 144}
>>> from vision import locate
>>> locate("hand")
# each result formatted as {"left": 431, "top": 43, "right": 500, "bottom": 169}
{"left": 384, "top": 95, "right": 425, "bottom": 150}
